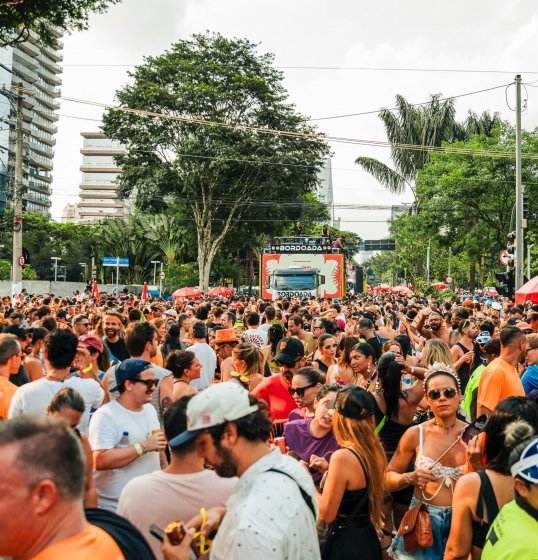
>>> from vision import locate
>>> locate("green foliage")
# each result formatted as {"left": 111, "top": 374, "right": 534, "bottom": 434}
{"left": 21, "top": 263, "right": 35, "bottom": 279}
{"left": 0, "top": 0, "right": 121, "bottom": 48}
{"left": 165, "top": 262, "right": 199, "bottom": 290}
{"left": 389, "top": 122, "right": 538, "bottom": 290}
{"left": 102, "top": 32, "right": 330, "bottom": 290}
{"left": 0, "top": 259, "right": 10, "bottom": 280}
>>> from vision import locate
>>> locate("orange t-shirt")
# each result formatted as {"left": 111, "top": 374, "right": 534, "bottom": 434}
{"left": 32, "top": 524, "right": 124, "bottom": 560}
{"left": 150, "top": 346, "right": 164, "bottom": 368}
{"left": 0, "top": 376, "right": 18, "bottom": 418}
{"left": 477, "top": 357, "right": 525, "bottom": 413}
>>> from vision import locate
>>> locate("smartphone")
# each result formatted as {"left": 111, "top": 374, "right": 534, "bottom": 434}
{"left": 461, "top": 415, "right": 488, "bottom": 445}
{"left": 149, "top": 524, "right": 164, "bottom": 542}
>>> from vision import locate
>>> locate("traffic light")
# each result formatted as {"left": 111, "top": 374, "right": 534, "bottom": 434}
{"left": 495, "top": 269, "right": 515, "bottom": 298}
{"left": 523, "top": 194, "right": 530, "bottom": 219}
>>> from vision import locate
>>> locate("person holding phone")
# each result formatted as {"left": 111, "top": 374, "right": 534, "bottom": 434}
{"left": 386, "top": 364, "right": 467, "bottom": 559}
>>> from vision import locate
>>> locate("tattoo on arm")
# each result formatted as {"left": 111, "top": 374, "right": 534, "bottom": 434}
{"left": 161, "top": 396, "right": 172, "bottom": 415}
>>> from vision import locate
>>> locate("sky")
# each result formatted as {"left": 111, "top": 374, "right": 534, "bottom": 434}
{"left": 51, "top": 0, "right": 538, "bottom": 240}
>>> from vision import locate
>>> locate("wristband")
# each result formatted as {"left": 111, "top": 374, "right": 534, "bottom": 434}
{"left": 134, "top": 442, "right": 144, "bottom": 457}
{"left": 411, "top": 367, "right": 415, "bottom": 374}
{"left": 82, "top": 364, "right": 93, "bottom": 374}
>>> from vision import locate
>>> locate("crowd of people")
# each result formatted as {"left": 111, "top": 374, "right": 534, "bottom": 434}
{"left": 0, "top": 288, "right": 537, "bottom": 559}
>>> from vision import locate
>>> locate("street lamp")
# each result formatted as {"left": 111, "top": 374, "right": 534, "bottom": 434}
{"left": 51, "top": 257, "right": 60, "bottom": 282}
{"left": 150, "top": 260, "right": 161, "bottom": 285}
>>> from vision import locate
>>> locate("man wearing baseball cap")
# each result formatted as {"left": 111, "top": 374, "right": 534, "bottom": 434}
{"left": 252, "top": 337, "right": 305, "bottom": 420}
{"left": 164, "top": 383, "right": 320, "bottom": 560}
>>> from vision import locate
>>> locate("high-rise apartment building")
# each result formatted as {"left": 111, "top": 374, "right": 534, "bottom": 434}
{"left": 0, "top": 31, "right": 63, "bottom": 216}
{"left": 317, "top": 158, "right": 335, "bottom": 226}
{"left": 78, "top": 132, "right": 128, "bottom": 222}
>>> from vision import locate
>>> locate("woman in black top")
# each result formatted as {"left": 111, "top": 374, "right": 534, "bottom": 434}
{"left": 313, "top": 333, "right": 338, "bottom": 376}
{"left": 445, "top": 397, "right": 538, "bottom": 560}
{"left": 317, "top": 386, "right": 386, "bottom": 560}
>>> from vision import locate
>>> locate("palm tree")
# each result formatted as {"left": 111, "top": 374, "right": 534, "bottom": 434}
{"left": 453, "top": 110, "right": 502, "bottom": 141}
{"left": 355, "top": 94, "right": 456, "bottom": 198}
{"left": 139, "top": 214, "right": 186, "bottom": 264}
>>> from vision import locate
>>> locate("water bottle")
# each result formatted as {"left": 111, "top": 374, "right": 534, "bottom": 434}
{"left": 118, "top": 431, "right": 129, "bottom": 447}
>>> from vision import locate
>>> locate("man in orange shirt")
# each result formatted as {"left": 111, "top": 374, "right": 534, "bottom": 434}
{"left": 0, "top": 334, "right": 22, "bottom": 418}
{"left": 0, "top": 416, "right": 125, "bottom": 560}
{"left": 477, "top": 326, "right": 526, "bottom": 417}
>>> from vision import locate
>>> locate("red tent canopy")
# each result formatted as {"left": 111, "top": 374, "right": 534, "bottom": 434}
{"left": 208, "top": 286, "right": 233, "bottom": 297}
{"left": 376, "top": 284, "right": 392, "bottom": 292}
{"left": 431, "top": 282, "right": 448, "bottom": 290}
{"left": 392, "top": 285, "right": 413, "bottom": 296}
{"left": 515, "top": 276, "right": 538, "bottom": 304}
{"left": 172, "top": 287, "right": 203, "bottom": 299}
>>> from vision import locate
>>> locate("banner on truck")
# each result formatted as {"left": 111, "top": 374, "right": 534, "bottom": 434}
{"left": 260, "top": 253, "right": 345, "bottom": 300}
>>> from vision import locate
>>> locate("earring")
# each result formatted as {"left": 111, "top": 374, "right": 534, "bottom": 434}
{"left": 367, "top": 363, "right": 371, "bottom": 375}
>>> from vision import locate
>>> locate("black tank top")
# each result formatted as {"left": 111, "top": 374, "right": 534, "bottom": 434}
{"left": 456, "top": 342, "right": 481, "bottom": 393}
{"left": 372, "top": 398, "right": 412, "bottom": 460}
{"left": 471, "top": 470, "right": 499, "bottom": 549}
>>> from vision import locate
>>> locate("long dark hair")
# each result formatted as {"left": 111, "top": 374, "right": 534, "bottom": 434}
{"left": 376, "top": 352, "right": 404, "bottom": 419}
{"left": 268, "top": 323, "right": 285, "bottom": 355}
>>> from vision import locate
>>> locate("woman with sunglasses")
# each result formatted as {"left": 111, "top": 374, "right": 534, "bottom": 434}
{"left": 232, "top": 342, "right": 264, "bottom": 391}
{"left": 313, "top": 334, "right": 338, "bottom": 375}
{"left": 445, "top": 398, "right": 538, "bottom": 560}
{"left": 481, "top": 421, "right": 538, "bottom": 560}
{"left": 165, "top": 350, "right": 201, "bottom": 400}
{"left": 284, "top": 383, "right": 340, "bottom": 486}
{"left": 387, "top": 364, "right": 467, "bottom": 559}
{"left": 317, "top": 385, "right": 386, "bottom": 560}
{"left": 349, "top": 343, "right": 376, "bottom": 391}
{"left": 288, "top": 366, "right": 325, "bottom": 420}
{"left": 327, "top": 336, "right": 359, "bottom": 386}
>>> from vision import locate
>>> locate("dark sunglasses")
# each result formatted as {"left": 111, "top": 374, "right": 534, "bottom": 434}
{"left": 288, "top": 382, "right": 317, "bottom": 397}
{"left": 131, "top": 378, "right": 159, "bottom": 389}
{"left": 428, "top": 387, "right": 457, "bottom": 400}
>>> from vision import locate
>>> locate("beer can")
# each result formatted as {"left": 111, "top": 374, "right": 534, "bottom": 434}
{"left": 274, "top": 436, "right": 286, "bottom": 454}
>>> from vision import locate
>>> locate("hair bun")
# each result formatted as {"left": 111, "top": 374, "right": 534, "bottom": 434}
{"left": 504, "top": 420, "right": 535, "bottom": 448}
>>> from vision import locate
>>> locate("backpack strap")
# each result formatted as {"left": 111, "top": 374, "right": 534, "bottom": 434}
{"left": 266, "top": 468, "right": 316, "bottom": 519}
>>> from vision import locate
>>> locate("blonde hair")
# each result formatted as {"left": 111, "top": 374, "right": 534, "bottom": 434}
{"left": 332, "top": 405, "right": 386, "bottom": 529}
{"left": 421, "top": 338, "right": 452, "bottom": 368}
{"left": 232, "top": 342, "right": 263, "bottom": 377}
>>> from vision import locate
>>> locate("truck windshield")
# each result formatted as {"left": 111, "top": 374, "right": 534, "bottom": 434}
{"left": 274, "top": 273, "right": 315, "bottom": 290}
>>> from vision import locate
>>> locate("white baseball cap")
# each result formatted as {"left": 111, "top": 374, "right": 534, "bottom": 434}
{"left": 163, "top": 308, "right": 178, "bottom": 317}
{"left": 168, "top": 382, "right": 258, "bottom": 448}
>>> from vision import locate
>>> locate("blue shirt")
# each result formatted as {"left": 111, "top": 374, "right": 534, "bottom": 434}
{"left": 521, "top": 364, "right": 538, "bottom": 395}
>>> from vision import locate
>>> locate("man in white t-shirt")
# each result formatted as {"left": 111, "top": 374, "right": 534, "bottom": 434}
{"left": 89, "top": 358, "right": 167, "bottom": 511}
{"left": 188, "top": 322, "right": 216, "bottom": 390}
{"left": 117, "top": 395, "right": 236, "bottom": 559}
{"left": 8, "top": 330, "right": 104, "bottom": 434}
{"left": 242, "top": 311, "right": 268, "bottom": 347}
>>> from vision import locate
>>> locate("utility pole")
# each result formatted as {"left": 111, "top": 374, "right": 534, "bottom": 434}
{"left": 515, "top": 74, "right": 524, "bottom": 291}
{"left": 159, "top": 261, "right": 163, "bottom": 298}
{"left": 448, "top": 246, "right": 452, "bottom": 277}
{"left": 11, "top": 88, "right": 24, "bottom": 292}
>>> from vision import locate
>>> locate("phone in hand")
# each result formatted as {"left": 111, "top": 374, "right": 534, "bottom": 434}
{"left": 461, "top": 415, "right": 488, "bottom": 445}
{"left": 149, "top": 524, "right": 164, "bottom": 542}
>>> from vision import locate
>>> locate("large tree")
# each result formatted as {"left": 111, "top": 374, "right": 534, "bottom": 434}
{"left": 102, "top": 32, "right": 330, "bottom": 291}
{"left": 0, "top": 0, "right": 121, "bottom": 48}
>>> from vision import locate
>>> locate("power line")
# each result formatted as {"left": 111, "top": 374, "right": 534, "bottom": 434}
{"left": 58, "top": 94, "right": 538, "bottom": 160}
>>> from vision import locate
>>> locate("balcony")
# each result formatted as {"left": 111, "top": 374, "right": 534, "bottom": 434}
{"left": 28, "top": 140, "right": 54, "bottom": 158}
{"left": 36, "top": 66, "right": 62, "bottom": 87}
{"left": 28, "top": 153, "right": 53, "bottom": 170}
{"left": 12, "top": 60, "right": 38, "bottom": 84}
{"left": 28, "top": 181, "right": 51, "bottom": 195}
{"left": 34, "top": 91, "right": 60, "bottom": 111}
{"left": 30, "top": 126, "right": 55, "bottom": 146}
{"left": 38, "top": 56, "right": 62, "bottom": 75}
{"left": 32, "top": 114, "right": 58, "bottom": 133}
{"left": 42, "top": 46, "right": 63, "bottom": 63}
{"left": 17, "top": 41, "right": 39, "bottom": 59}
{"left": 28, "top": 168, "right": 52, "bottom": 182}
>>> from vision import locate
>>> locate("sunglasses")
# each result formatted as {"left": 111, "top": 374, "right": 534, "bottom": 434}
{"left": 288, "top": 382, "right": 317, "bottom": 397}
{"left": 131, "top": 378, "right": 159, "bottom": 389}
{"left": 427, "top": 387, "right": 457, "bottom": 400}
{"left": 79, "top": 323, "right": 90, "bottom": 327}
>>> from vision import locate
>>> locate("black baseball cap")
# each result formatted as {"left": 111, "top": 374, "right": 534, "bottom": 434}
{"left": 274, "top": 337, "right": 304, "bottom": 366}
{"left": 4, "top": 325, "right": 33, "bottom": 339}
{"left": 110, "top": 359, "right": 153, "bottom": 392}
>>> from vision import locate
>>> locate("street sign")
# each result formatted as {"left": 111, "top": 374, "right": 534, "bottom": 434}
{"left": 102, "top": 257, "right": 129, "bottom": 267}
{"left": 446, "top": 276, "right": 453, "bottom": 284}
{"left": 499, "top": 250, "right": 512, "bottom": 266}
{"left": 360, "top": 239, "right": 396, "bottom": 252}
{"left": 160, "top": 271, "right": 165, "bottom": 280}
{"left": 18, "top": 255, "right": 25, "bottom": 267}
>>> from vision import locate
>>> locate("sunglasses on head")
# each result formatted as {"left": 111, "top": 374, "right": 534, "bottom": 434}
{"left": 428, "top": 387, "right": 457, "bottom": 400}
{"left": 288, "top": 382, "right": 317, "bottom": 397}
{"left": 131, "top": 378, "right": 159, "bottom": 389}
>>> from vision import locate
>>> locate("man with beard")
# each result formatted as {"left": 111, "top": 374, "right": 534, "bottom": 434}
{"left": 450, "top": 317, "right": 481, "bottom": 393}
{"left": 164, "top": 382, "right": 319, "bottom": 560}
{"left": 415, "top": 308, "right": 451, "bottom": 346}
{"left": 102, "top": 311, "right": 129, "bottom": 365}
{"left": 252, "top": 337, "right": 304, "bottom": 420}
{"left": 89, "top": 358, "right": 167, "bottom": 511}
{"left": 477, "top": 326, "right": 526, "bottom": 417}
{"left": 103, "top": 322, "right": 173, "bottom": 425}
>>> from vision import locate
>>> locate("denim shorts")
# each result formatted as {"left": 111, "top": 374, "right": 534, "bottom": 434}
{"left": 388, "top": 497, "right": 452, "bottom": 560}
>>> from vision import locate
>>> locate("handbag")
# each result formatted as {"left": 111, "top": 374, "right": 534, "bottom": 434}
{"left": 397, "top": 502, "right": 433, "bottom": 552}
